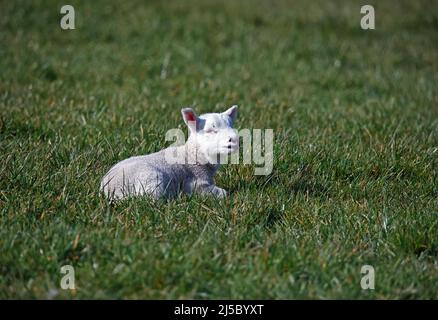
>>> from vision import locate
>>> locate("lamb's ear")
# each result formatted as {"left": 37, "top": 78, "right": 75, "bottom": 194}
{"left": 181, "top": 108, "right": 199, "bottom": 132}
{"left": 222, "top": 105, "right": 238, "bottom": 125}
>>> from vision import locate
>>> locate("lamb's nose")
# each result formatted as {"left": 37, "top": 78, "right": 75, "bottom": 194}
{"left": 229, "top": 136, "right": 238, "bottom": 144}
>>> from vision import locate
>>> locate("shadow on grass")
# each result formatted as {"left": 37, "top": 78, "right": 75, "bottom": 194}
{"left": 248, "top": 164, "right": 331, "bottom": 199}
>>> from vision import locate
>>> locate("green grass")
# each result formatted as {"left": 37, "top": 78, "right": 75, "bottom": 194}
{"left": 1, "top": 0, "right": 437, "bottom": 299}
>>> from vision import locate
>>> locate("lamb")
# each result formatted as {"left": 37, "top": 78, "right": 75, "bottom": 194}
{"left": 100, "top": 105, "right": 239, "bottom": 200}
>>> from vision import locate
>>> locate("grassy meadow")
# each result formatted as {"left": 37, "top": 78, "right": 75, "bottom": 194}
{"left": 0, "top": 0, "right": 437, "bottom": 299}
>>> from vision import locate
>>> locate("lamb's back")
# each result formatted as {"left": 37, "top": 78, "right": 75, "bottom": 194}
{"left": 100, "top": 147, "right": 188, "bottom": 199}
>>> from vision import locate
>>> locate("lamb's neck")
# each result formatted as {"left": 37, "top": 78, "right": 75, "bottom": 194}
{"left": 183, "top": 139, "right": 219, "bottom": 177}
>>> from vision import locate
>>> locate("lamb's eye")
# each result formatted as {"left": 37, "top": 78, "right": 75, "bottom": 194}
{"left": 205, "top": 128, "right": 217, "bottom": 134}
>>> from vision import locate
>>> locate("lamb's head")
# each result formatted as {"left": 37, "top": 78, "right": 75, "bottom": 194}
{"left": 181, "top": 105, "right": 239, "bottom": 164}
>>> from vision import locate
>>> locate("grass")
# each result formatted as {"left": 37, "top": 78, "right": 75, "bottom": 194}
{"left": 0, "top": 0, "right": 437, "bottom": 299}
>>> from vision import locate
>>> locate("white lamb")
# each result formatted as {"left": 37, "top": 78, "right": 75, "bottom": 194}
{"left": 100, "top": 105, "right": 239, "bottom": 200}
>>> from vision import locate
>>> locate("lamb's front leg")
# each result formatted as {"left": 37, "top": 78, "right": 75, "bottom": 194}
{"left": 195, "top": 181, "right": 227, "bottom": 198}
{"left": 209, "top": 186, "right": 227, "bottom": 198}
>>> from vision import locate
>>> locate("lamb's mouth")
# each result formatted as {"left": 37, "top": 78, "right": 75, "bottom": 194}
{"left": 224, "top": 143, "right": 238, "bottom": 153}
